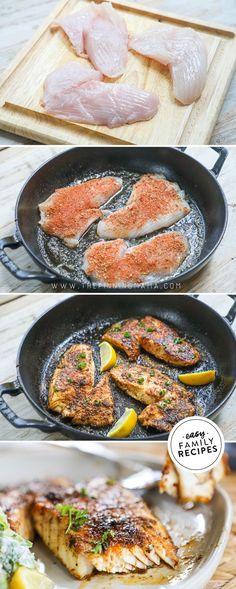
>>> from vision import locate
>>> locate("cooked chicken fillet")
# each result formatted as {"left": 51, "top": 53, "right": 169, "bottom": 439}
{"left": 39, "top": 176, "right": 122, "bottom": 247}
{"left": 139, "top": 316, "right": 200, "bottom": 367}
{"left": 139, "top": 395, "right": 194, "bottom": 432}
{"left": 0, "top": 487, "right": 35, "bottom": 540}
{"left": 32, "top": 478, "right": 178, "bottom": 578}
{"left": 48, "top": 344, "right": 95, "bottom": 419}
{"left": 110, "top": 363, "right": 193, "bottom": 405}
{"left": 102, "top": 319, "right": 141, "bottom": 360}
{"left": 83, "top": 232, "right": 189, "bottom": 286}
{"left": 160, "top": 453, "right": 229, "bottom": 503}
{"left": 97, "top": 175, "right": 190, "bottom": 239}
{"left": 0, "top": 479, "right": 71, "bottom": 541}
{"left": 72, "top": 374, "right": 114, "bottom": 426}
{"left": 103, "top": 316, "right": 200, "bottom": 366}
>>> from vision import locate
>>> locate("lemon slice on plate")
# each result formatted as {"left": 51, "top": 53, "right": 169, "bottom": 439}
{"left": 178, "top": 370, "right": 216, "bottom": 386}
{"left": 99, "top": 341, "right": 116, "bottom": 372}
{"left": 107, "top": 408, "right": 137, "bottom": 438}
{"left": 9, "top": 567, "right": 54, "bottom": 589}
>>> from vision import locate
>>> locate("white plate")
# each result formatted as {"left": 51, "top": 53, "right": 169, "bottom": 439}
{"left": 0, "top": 442, "right": 232, "bottom": 589}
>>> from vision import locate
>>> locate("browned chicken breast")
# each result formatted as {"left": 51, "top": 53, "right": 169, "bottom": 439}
{"left": 139, "top": 396, "right": 195, "bottom": 433}
{"left": 48, "top": 344, "right": 95, "bottom": 418}
{"left": 110, "top": 363, "right": 194, "bottom": 432}
{"left": 32, "top": 478, "right": 178, "bottom": 579}
{"left": 72, "top": 374, "right": 114, "bottom": 426}
{"left": 102, "top": 319, "right": 141, "bottom": 360}
{"left": 139, "top": 316, "right": 200, "bottom": 366}
{"left": 103, "top": 316, "right": 200, "bottom": 367}
{"left": 110, "top": 363, "right": 194, "bottom": 405}
{"left": 0, "top": 487, "right": 35, "bottom": 540}
{"left": 0, "top": 479, "right": 71, "bottom": 540}
{"left": 160, "top": 453, "right": 229, "bottom": 503}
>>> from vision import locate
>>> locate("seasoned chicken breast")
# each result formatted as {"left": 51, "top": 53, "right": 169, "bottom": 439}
{"left": 102, "top": 319, "right": 141, "bottom": 360}
{"left": 83, "top": 232, "right": 189, "bottom": 287}
{"left": 32, "top": 478, "right": 178, "bottom": 579}
{"left": 0, "top": 487, "right": 35, "bottom": 541}
{"left": 97, "top": 175, "right": 190, "bottom": 239}
{"left": 160, "top": 453, "right": 229, "bottom": 503}
{"left": 103, "top": 316, "right": 200, "bottom": 367}
{"left": 48, "top": 344, "right": 95, "bottom": 419}
{"left": 72, "top": 374, "right": 114, "bottom": 426}
{"left": 39, "top": 176, "right": 122, "bottom": 247}
{"left": 139, "top": 316, "right": 200, "bottom": 366}
{"left": 139, "top": 396, "right": 194, "bottom": 432}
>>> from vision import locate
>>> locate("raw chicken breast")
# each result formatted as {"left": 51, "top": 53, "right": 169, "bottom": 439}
{"left": 42, "top": 61, "right": 102, "bottom": 112}
{"left": 42, "top": 77, "right": 158, "bottom": 128}
{"left": 97, "top": 174, "right": 190, "bottom": 239}
{"left": 51, "top": 5, "right": 94, "bottom": 55}
{"left": 83, "top": 231, "right": 189, "bottom": 286}
{"left": 84, "top": 2, "right": 128, "bottom": 78}
{"left": 129, "top": 24, "right": 207, "bottom": 105}
{"left": 52, "top": 2, "right": 128, "bottom": 78}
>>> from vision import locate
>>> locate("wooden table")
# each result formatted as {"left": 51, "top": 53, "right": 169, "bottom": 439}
{"left": 0, "top": 145, "right": 235, "bottom": 293}
{"left": 105, "top": 441, "right": 236, "bottom": 589}
{"left": 0, "top": 0, "right": 236, "bottom": 145}
{"left": 0, "top": 293, "right": 235, "bottom": 441}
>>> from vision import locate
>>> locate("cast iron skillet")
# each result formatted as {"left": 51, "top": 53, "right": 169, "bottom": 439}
{"left": 0, "top": 294, "right": 235, "bottom": 441}
{"left": 0, "top": 146, "right": 228, "bottom": 291}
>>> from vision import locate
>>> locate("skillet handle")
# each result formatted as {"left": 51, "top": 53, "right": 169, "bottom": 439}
{"left": 0, "top": 235, "right": 57, "bottom": 282}
{"left": 210, "top": 147, "right": 228, "bottom": 177}
{"left": 193, "top": 294, "right": 236, "bottom": 325}
{"left": 225, "top": 295, "right": 236, "bottom": 325}
{"left": 0, "top": 381, "right": 58, "bottom": 432}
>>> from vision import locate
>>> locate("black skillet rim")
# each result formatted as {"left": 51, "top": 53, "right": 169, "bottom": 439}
{"left": 14, "top": 146, "right": 228, "bottom": 290}
{"left": 15, "top": 294, "right": 236, "bottom": 441}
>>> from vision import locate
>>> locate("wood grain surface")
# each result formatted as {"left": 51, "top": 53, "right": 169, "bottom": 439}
{"left": 105, "top": 441, "right": 236, "bottom": 589}
{"left": 0, "top": 293, "right": 235, "bottom": 441}
{"left": 0, "top": 145, "right": 235, "bottom": 293}
{"left": 0, "top": 0, "right": 235, "bottom": 145}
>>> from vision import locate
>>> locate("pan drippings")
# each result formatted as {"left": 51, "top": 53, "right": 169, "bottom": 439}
{"left": 37, "top": 169, "right": 205, "bottom": 288}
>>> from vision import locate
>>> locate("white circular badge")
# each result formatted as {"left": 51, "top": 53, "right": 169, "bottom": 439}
{"left": 168, "top": 417, "right": 224, "bottom": 472}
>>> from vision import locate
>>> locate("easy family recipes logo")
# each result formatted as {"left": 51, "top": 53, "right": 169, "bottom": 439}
{"left": 168, "top": 417, "right": 225, "bottom": 472}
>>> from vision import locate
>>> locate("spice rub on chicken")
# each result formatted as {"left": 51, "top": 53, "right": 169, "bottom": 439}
{"left": 48, "top": 344, "right": 114, "bottom": 427}
{"left": 48, "top": 344, "right": 95, "bottom": 419}
{"left": 103, "top": 315, "right": 200, "bottom": 366}
{"left": 32, "top": 478, "right": 178, "bottom": 579}
{"left": 110, "top": 363, "right": 194, "bottom": 432}
{"left": 39, "top": 176, "right": 122, "bottom": 247}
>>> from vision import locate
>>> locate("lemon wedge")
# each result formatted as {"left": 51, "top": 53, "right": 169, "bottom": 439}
{"left": 178, "top": 370, "right": 216, "bottom": 386}
{"left": 99, "top": 341, "right": 117, "bottom": 372}
{"left": 107, "top": 408, "right": 137, "bottom": 438}
{"left": 9, "top": 568, "right": 54, "bottom": 589}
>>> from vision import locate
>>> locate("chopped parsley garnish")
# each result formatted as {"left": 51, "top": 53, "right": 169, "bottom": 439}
{"left": 165, "top": 381, "right": 171, "bottom": 386}
{"left": 57, "top": 504, "right": 88, "bottom": 534}
{"left": 67, "top": 378, "right": 74, "bottom": 384}
{"left": 174, "top": 338, "right": 184, "bottom": 345}
{"left": 91, "top": 530, "right": 115, "bottom": 554}
{"left": 127, "top": 372, "right": 132, "bottom": 378}
{"left": 112, "top": 324, "right": 122, "bottom": 332}
{"left": 78, "top": 352, "right": 86, "bottom": 359}
{"left": 146, "top": 327, "right": 155, "bottom": 332}
{"left": 150, "top": 369, "right": 155, "bottom": 376}
{"left": 79, "top": 488, "right": 88, "bottom": 497}
{"left": 138, "top": 377, "right": 144, "bottom": 384}
{"left": 159, "top": 389, "right": 166, "bottom": 397}
{"left": 160, "top": 398, "right": 171, "bottom": 406}
{"left": 77, "top": 361, "right": 87, "bottom": 369}
{"left": 94, "top": 399, "right": 101, "bottom": 406}
{"left": 54, "top": 386, "right": 59, "bottom": 392}
{"left": 107, "top": 479, "right": 116, "bottom": 486}
{"left": 163, "top": 343, "right": 168, "bottom": 349}
{"left": 123, "top": 332, "right": 131, "bottom": 339}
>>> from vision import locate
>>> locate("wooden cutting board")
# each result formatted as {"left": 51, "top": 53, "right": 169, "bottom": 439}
{"left": 0, "top": 0, "right": 235, "bottom": 145}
